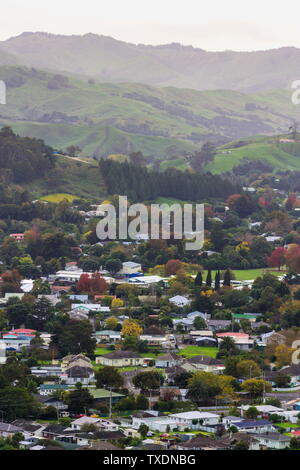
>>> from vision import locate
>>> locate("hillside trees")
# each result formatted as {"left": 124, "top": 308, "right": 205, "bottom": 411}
{"left": 0, "top": 126, "right": 54, "bottom": 183}
{"left": 99, "top": 159, "right": 240, "bottom": 202}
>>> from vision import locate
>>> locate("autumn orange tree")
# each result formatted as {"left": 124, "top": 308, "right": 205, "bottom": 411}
{"left": 165, "top": 259, "right": 183, "bottom": 276}
{"left": 267, "top": 247, "right": 286, "bottom": 270}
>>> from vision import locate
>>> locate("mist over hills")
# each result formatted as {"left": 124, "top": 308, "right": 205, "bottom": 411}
{"left": 1, "top": 32, "right": 300, "bottom": 92}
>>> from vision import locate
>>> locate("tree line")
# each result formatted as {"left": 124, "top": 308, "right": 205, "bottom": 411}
{"left": 99, "top": 159, "right": 240, "bottom": 202}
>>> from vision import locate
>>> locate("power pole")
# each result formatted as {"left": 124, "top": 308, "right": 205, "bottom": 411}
{"left": 109, "top": 387, "right": 112, "bottom": 419}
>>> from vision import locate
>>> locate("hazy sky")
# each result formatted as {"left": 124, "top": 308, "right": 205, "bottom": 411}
{"left": 1, "top": 0, "right": 300, "bottom": 51}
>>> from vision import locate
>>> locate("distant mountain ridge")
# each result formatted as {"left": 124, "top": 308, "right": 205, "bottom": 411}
{"left": 1, "top": 32, "right": 300, "bottom": 92}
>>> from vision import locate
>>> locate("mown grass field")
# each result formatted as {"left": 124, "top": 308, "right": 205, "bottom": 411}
{"left": 178, "top": 346, "right": 218, "bottom": 358}
{"left": 201, "top": 268, "right": 282, "bottom": 282}
{"left": 40, "top": 193, "right": 78, "bottom": 203}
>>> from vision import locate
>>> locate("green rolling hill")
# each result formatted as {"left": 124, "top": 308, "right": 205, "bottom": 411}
{"left": 0, "top": 64, "right": 300, "bottom": 161}
{"left": 205, "top": 137, "right": 300, "bottom": 174}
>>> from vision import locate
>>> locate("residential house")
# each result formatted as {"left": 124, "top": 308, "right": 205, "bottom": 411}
{"left": 68, "top": 308, "right": 89, "bottom": 321}
{"left": 279, "top": 364, "right": 300, "bottom": 385}
{"left": 37, "top": 294, "right": 61, "bottom": 306}
{"left": 71, "top": 303, "right": 110, "bottom": 313}
{"left": 217, "top": 332, "right": 254, "bottom": 351}
{"left": 155, "top": 353, "right": 183, "bottom": 369}
{"left": 169, "top": 295, "right": 190, "bottom": 308}
{"left": 165, "top": 365, "right": 190, "bottom": 384}
{"left": 96, "top": 351, "right": 144, "bottom": 367}
{"left": 240, "top": 405, "right": 284, "bottom": 418}
{"left": 69, "top": 416, "right": 109, "bottom": 431}
{"left": 176, "top": 435, "right": 231, "bottom": 450}
{"left": 207, "top": 319, "right": 231, "bottom": 332}
{"left": 31, "top": 365, "right": 62, "bottom": 377}
{"left": 42, "top": 424, "right": 68, "bottom": 440}
{"left": 61, "top": 354, "right": 91, "bottom": 368}
{"left": 187, "top": 311, "right": 210, "bottom": 322}
{"left": 169, "top": 411, "right": 219, "bottom": 429}
{"left": 11, "top": 420, "right": 43, "bottom": 437}
{"left": 37, "top": 395, "right": 68, "bottom": 411}
{"left": 222, "top": 416, "right": 242, "bottom": 429}
{"left": 118, "top": 262, "right": 142, "bottom": 277}
{"left": 0, "top": 422, "right": 24, "bottom": 438}
{"left": 90, "top": 389, "right": 125, "bottom": 406}
{"left": 194, "top": 337, "right": 218, "bottom": 347}
{"left": 3, "top": 293, "right": 24, "bottom": 302}
{"left": 188, "top": 330, "right": 217, "bottom": 347}
{"left": 185, "top": 355, "right": 225, "bottom": 374}
{"left": 94, "top": 330, "right": 121, "bottom": 344}
{"left": 232, "top": 313, "right": 262, "bottom": 324}
{"left": 0, "top": 341, "right": 6, "bottom": 364}
{"left": 231, "top": 419, "right": 275, "bottom": 434}
{"left": 250, "top": 433, "right": 291, "bottom": 450}
{"left": 9, "top": 233, "right": 24, "bottom": 242}
{"left": 173, "top": 318, "right": 195, "bottom": 332}
{"left": 140, "top": 325, "right": 175, "bottom": 348}
{"left": 131, "top": 415, "right": 180, "bottom": 433}
{"left": 69, "top": 295, "right": 89, "bottom": 303}
{"left": 62, "top": 365, "right": 95, "bottom": 386}
{"left": 39, "top": 384, "right": 69, "bottom": 396}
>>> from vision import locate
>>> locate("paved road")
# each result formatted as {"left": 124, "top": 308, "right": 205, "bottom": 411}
{"left": 266, "top": 391, "right": 300, "bottom": 400}
{"left": 55, "top": 153, "right": 95, "bottom": 165}
{"left": 121, "top": 370, "right": 140, "bottom": 393}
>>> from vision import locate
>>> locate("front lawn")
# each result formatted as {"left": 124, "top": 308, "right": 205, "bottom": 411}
{"left": 94, "top": 347, "right": 112, "bottom": 356}
{"left": 276, "top": 422, "right": 300, "bottom": 429}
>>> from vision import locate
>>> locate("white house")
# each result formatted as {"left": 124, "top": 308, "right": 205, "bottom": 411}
{"left": 169, "top": 411, "right": 219, "bottom": 429}
{"left": 250, "top": 433, "right": 291, "bottom": 450}
{"left": 240, "top": 405, "right": 284, "bottom": 418}
{"left": 232, "top": 419, "right": 275, "bottom": 434}
{"left": 96, "top": 351, "right": 144, "bottom": 367}
{"left": 131, "top": 415, "right": 180, "bottom": 433}
{"left": 118, "top": 262, "right": 142, "bottom": 276}
{"left": 0, "top": 341, "right": 6, "bottom": 364}
{"left": 94, "top": 330, "right": 121, "bottom": 343}
{"left": 169, "top": 295, "right": 190, "bottom": 308}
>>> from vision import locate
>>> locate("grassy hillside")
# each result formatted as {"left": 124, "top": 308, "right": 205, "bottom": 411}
{"left": 0, "top": 65, "right": 300, "bottom": 161}
{"left": 205, "top": 137, "right": 300, "bottom": 173}
{"left": 22, "top": 154, "right": 106, "bottom": 201}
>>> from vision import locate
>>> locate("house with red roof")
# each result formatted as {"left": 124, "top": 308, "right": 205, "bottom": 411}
{"left": 217, "top": 332, "right": 254, "bottom": 351}
{"left": 9, "top": 233, "right": 25, "bottom": 242}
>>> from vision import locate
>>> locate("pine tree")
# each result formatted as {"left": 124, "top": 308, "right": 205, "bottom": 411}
{"left": 223, "top": 269, "right": 231, "bottom": 287}
{"left": 206, "top": 269, "right": 212, "bottom": 287}
{"left": 195, "top": 271, "right": 203, "bottom": 287}
{"left": 215, "top": 270, "right": 221, "bottom": 290}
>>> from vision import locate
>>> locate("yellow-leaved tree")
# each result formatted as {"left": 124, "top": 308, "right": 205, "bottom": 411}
{"left": 111, "top": 298, "right": 124, "bottom": 308}
{"left": 121, "top": 319, "right": 143, "bottom": 337}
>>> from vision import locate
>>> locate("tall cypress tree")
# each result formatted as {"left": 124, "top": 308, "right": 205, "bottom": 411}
{"left": 195, "top": 271, "right": 203, "bottom": 287}
{"left": 206, "top": 269, "right": 212, "bottom": 287}
{"left": 215, "top": 270, "right": 221, "bottom": 291}
{"left": 223, "top": 268, "right": 231, "bottom": 287}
